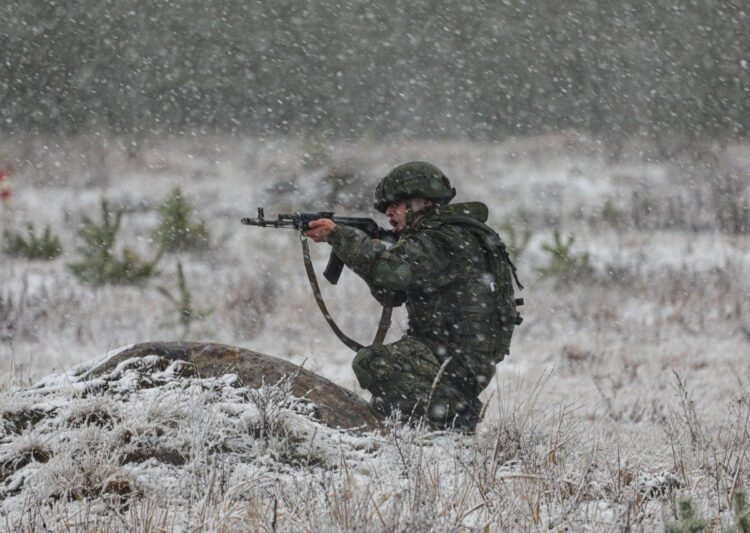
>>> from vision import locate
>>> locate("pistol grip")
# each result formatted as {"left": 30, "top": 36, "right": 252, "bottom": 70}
{"left": 323, "top": 252, "right": 345, "bottom": 285}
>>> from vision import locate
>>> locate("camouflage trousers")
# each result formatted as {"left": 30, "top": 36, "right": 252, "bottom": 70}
{"left": 352, "top": 337, "right": 482, "bottom": 432}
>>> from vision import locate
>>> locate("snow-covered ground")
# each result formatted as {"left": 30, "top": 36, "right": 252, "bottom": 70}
{"left": 1, "top": 134, "right": 749, "bottom": 530}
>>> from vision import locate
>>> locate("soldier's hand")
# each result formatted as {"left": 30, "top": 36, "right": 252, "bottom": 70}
{"left": 304, "top": 218, "right": 336, "bottom": 242}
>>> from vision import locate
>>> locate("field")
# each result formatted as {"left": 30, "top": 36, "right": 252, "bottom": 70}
{"left": 1, "top": 133, "right": 749, "bottom": 531}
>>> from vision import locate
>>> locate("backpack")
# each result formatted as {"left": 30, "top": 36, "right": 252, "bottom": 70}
{"left": 440, "top": 215, "right": 524, "bottom": 363}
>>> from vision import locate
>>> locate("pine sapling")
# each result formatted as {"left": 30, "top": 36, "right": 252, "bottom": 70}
{"left": 601, "top": 198, "right": 624, "bottom": 226}
{"left": 157, "top": 262, "right": 212, "bottom": 340}
{"left": 3, "top": 223, "right": 62, "bottom": 260}
{"left": 537, "top": 229, "right": 592, "bottom": 285}
{"left": 68, "top": 199, "right": 160, "bottom": 285}
{"left": 665, "top": 496, "right": 708, "bottom": 533}
{"left": 153, "top": 187, "right": 209, "bottom": 252}
{"left": 730, "top": 489, "right": 750, "bottom": 533}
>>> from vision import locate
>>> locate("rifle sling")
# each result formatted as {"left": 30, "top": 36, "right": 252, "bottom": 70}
{"left": 372, "top": 303, "right": 392, "bottom": 345}
{"left": 301, "top": 236, "right": 391, "bottom": 352}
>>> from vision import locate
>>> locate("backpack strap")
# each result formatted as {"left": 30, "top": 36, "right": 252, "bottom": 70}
{"left": 439, "top": 215, "right": 525, "bottom": 291}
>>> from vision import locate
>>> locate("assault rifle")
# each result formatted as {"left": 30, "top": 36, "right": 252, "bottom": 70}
{"left": 241, "top": 208, "right": 397, "bottom": 285}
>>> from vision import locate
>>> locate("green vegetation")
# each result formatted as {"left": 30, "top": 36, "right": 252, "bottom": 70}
{"left": 729, "top": 489, "right": 750, "bottom": 533}
{"left": 601, "top": 198, "right": 624, "bottom": 227}
{"left": 3, "top": 223, "right": 62, "bottom": 260}
{"left": 153, "top": 188, "right": 209, "bottom": 252}
{"left": 716, "top": 198, "right": 750, "bottom": 235}
{"left": 157, "top": 262, "right": 212, "bottom": 340}
{"left": 537, "top": 229, "right": 592, "bottom": 284}
{"left": 664, "top": 490, "right": 750, "bottom": 533}
{"left": 499, "top": 221, "right": 532, "bottom": 262}
{"left": 665, "top": 497, "right": 708, "bottom": 533}
{"left": 68, "top": 199, "right": 159, "bottom": 285}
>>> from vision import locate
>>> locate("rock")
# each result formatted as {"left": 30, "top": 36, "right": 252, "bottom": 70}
{"left": 81, "top": 342, "right": 382, "bottom": 432}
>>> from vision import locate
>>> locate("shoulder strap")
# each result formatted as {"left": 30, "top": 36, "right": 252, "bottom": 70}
{"left": 439, "top": 215, "right": 524, "bottom": 290}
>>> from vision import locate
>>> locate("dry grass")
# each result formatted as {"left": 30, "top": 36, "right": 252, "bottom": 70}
{"left": 1, "top": 134, "right": 749, "bottom": 530}
{"left": 3, "top": 368, "right": 747, "bottom": 531}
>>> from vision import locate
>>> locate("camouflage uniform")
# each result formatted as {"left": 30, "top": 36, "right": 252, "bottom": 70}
{"left": 328, "top": 201, "right": 517, "bottom": 431}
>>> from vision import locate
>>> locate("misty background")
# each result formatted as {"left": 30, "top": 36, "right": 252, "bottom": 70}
{"left": 2, "top": 0, "right": 748, "bottom": 142}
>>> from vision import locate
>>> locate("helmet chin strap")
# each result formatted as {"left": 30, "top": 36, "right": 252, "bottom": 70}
{"left": 404, "top": 198, "right": 432, "bottom": 228}
{"left": 404, "top": 198, "right": 417, "bottom": 228}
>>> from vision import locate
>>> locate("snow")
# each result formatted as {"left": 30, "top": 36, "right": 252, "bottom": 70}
{"left": 1, "top": 135, "right": 749, "bottom": 530}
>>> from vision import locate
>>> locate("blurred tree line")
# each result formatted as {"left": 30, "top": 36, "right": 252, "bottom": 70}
{"left": 1, "top": 0, "right": 747, "bottom": 140}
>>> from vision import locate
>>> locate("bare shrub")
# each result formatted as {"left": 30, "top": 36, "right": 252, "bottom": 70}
{"left": 560, "top": 343, "right": 598, "bottom": 369}
{"left": 241, "top": 370, "right": 332, "bottom": 468}
{"left": 157, "top": 262, "right": 213, "bottom": 340}
{"left": 594, "top": 374, "right": 661, "bottom": 424}
{"left": 629, "top": 144, "right": 750, "bottom": 234}
{"left": 0, "top": 441, "right": 52, "bottom": 488}
{"left": 66, "top": 397, "right": 121, "bottom": 429}
{"left": 489, "top": 371, "right": 555, "bottom": 467}
{"left": 1, "top": 405, "right": 48, "bottom": 436}
{"left": 32, "top": 427, "right": 131, "bottom": 502}
{"left": 631, "top": 189, "right": 707, "bottom": 232}
{"left": 710, "top": 166, "right": 750, "bottom": 234}
{"left": 0, "top": 277, "right": 50, "bottom": 343}
{"left": 116, "top": 423, "right": 188, "bottom": 467}
{"left": 222, "top": 274, "right": 278, "bottom": 340}
{"left": 322, "top": 165, "right": 374, "bottom": 211}
{"left": 244, "top": 373, "right": 299, "bottom": 442}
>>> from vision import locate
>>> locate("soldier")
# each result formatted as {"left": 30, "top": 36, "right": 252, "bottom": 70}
{"left": 304, "top": 161, "right": 522, "bottom": 432}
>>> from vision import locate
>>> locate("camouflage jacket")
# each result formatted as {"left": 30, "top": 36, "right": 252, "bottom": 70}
{"left": 329, "top": 202, "right": 514, "bottom": 392}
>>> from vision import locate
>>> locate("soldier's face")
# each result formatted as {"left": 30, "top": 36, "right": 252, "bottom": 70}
{"left": 385, "top": 198, "right": 432, "bottom": 234}
{"left": 385, "top": 200, "right": 407, "bottom": 233}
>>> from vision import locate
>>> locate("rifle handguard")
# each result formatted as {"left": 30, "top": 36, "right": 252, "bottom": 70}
{"left": 242, "top": 207, "right": 397, "bottom": 287}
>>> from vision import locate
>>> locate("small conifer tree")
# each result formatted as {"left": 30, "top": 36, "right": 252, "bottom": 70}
{"left": 68, "top": 199, "right": 159, "bottom": 285}
{"left": 665, "top": 497, "right": 708, "bottom": 533}
{"left": 730, "top": 489, "right": 750, "bottom": 533}
{"left": 3, "top": 223, "right": 62, "bottom": 260}
{"left": 601, "top": 198, "right": 624, "bottom": 226}
{"left": 153, "top": 187, "right": 209, "bottom": 252}
{"left": 537, "top": 229, "right": 592, "bottom": 284}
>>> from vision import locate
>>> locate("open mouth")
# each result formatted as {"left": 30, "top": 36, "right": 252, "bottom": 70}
{"left": 388, "top": 219, "right": 398, "bottom": 228}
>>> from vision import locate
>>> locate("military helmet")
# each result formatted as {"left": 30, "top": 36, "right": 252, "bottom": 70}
{"left": 373, "top": 161, "right": 456, "bottom": 213}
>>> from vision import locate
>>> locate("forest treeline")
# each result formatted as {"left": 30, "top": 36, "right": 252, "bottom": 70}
{"left": 1, "top": 0, "right": 747, "bottom": 139}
